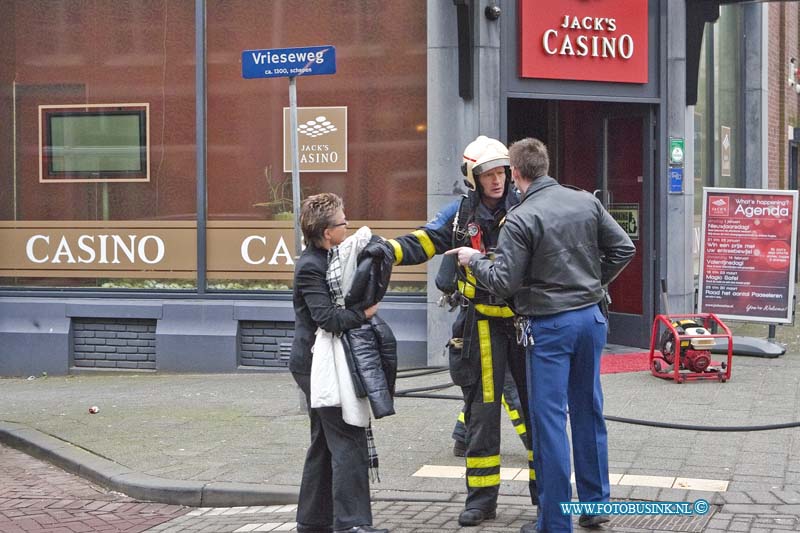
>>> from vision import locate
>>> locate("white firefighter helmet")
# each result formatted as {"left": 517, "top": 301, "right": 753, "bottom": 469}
{"left": 461, "top": 135, "right": 510, "bottom": 190}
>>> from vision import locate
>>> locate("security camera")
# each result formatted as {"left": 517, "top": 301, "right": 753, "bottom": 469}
{"left": 485, "top": 4, "right": 501, "bottom": 20}
{"left": 789, "top": 58, "right": 800, "bottom": 93}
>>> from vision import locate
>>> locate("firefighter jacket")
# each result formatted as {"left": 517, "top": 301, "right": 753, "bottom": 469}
{"left": 341, "top": 239, "right": 398, "bottom": 419}
{"left": 387, "top": 189, "right": 519, "bottom": 385}
{"left": 468, "top": 176, "right": 635, "bottom": 316}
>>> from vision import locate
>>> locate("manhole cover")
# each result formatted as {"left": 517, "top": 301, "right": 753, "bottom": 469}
{"left": 606, "top": 505, "right": 718, "bottom": 532}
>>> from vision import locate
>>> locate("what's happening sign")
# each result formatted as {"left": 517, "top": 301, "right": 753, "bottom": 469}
{"left": 699, "top": 188, "right": 799, "bottom": 323}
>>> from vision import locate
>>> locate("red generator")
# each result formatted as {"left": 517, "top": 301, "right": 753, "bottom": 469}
{"left": 648, "top": 313, "right": 733, "bottom": 383}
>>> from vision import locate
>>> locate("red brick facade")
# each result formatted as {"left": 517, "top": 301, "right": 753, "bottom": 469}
{"left": 768, "top": 3, "right": 800, "bottom": 190}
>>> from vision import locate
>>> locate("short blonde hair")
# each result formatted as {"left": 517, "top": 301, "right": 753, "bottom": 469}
{"left": 300, "top": 193, "right": 343, "bottom": 246}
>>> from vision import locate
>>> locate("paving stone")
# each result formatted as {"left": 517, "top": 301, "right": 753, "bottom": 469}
{"left": 723, "top": 503, "right": 777, "bottom": 514}
{"left": 720, "top": 492, "right": 755, "bottom": 504}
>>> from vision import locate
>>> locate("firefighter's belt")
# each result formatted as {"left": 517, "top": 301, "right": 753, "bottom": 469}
{"left": 459, "top": 299, "right": 514, "bottom": 361}
{"left": 474, "top": 303, "right": 514, "bottom": 318}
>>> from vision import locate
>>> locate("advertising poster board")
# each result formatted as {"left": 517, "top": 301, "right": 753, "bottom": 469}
{"left": 699, "top": 188, "right": 799, "bottom": 323}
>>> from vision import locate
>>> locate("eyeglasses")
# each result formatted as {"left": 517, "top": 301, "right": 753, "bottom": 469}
{"left": 330, "top": 220, "right": 348, "bottom": 228}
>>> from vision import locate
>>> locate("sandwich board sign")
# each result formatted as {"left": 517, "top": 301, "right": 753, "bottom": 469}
{"left": 699, "top": 187, "right": 798, "bottom": 324}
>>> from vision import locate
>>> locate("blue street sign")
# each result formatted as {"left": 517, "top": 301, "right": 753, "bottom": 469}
{"left": 669, "top": 166, "right": 683, "bottom": 194}
{"left": 242, "top": 45, "right": 336, "bottom": 79}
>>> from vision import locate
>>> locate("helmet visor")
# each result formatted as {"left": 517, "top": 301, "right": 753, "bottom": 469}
{"left": 472, "top": 158, "right": 509, "bottom": 178}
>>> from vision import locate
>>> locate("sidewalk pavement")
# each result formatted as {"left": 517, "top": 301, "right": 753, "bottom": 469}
{"left": 2, "top": 352, "right": 800, "bottom": 532}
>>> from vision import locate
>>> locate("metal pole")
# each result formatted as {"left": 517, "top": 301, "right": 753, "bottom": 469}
{"left": 289, "top": 76, "right": 302, "bottom": 258}
{"left": 768, "top": 324, "right": 777, "bottom": 344}
{"left": 195, "top": 0, "right": 207, "bottom": 294}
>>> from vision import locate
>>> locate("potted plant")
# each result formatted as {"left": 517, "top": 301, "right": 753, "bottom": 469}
{"left": 253, "top": 165, "right": 295, "bottom": 220}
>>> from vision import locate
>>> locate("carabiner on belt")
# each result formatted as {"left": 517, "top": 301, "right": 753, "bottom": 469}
{"left": 514, "top": 316, "right": 534, "bottom": 347}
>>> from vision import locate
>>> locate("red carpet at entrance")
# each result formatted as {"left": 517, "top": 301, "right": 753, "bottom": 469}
{"left": 600, "top": 352, "right": 651, "bottom": 374}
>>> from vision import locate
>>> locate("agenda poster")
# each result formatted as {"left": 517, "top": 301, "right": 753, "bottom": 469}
{"left": 699, "top": 188, "right": 798, "bottom": 323}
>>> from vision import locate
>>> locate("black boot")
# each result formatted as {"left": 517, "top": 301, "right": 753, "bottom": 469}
{"left": 334, "top": 527, "right": 388, "bottom": 533}
{"left": 578, "top": 514, "right": 610, "bottom": 528}
{"left": 458, "top": 508, "right": 496, "bottom": 526}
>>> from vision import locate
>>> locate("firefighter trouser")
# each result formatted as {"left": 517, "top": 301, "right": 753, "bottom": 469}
{"left": 461, "top": 317, "right": 536, "bottom": 512}
{"left": 452, "top": 366, "right": 528, "bottom": 449}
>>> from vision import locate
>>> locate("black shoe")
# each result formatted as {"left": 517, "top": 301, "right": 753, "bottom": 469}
{"left": 297, "top": 525, "right": 333, "bottom": 533}
{"left": 578, "top": 514, "right": 610, "bottom": 528}
{"left": 519, "top": 522, "right": 538, "bottom": 533}
{"left": 334, "top": 526, "right": 388, "bottom": 533}
{"left": 453, "top": 440, "right": 466, "bottom": 457}
{"left": 458, "top": 508, "right": 496, "bottom": 526}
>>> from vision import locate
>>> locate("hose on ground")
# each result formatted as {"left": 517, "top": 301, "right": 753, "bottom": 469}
{"left": 394, "top": 381, "right": 800, "bottom": 431}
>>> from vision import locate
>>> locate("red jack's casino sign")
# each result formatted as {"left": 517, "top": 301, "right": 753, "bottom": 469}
{"left": 699, "top": 188, "right": 799, "bottom": 323}
{"left": 519, "top": 0, "right": 648, "bottom": 84}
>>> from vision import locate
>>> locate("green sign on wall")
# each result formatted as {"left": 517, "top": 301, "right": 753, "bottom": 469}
{"left": 669, "top": 137, "right": 685, "bottom": 166}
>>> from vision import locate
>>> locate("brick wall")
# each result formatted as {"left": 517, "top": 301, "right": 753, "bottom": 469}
{"left": 72, "top": 318, "right": 156, "bottom": 370}
{"left": 238, "top": 321, "right": 294, "bottom": 368}
{"left": 768, "top": 3, "right": 800, "bottom": 190}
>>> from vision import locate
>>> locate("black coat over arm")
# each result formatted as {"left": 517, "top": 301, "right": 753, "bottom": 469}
{"left": 290, "top": 244, "right": 366, "bottom": 375}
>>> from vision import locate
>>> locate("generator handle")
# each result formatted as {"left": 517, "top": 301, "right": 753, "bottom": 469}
{"left": 660, "top": 279, "right": 670, "bottom": 315}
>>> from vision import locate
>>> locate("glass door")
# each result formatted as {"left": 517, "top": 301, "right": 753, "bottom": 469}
{"left": 507, "top": 99, "right": 654, "bottom": 347}
{"left": 596, "top": 104, "right": 653, "bottom": 347}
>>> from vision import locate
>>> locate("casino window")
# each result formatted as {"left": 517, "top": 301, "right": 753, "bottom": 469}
{"left": 0, "top": 1, "right": 197, "bottom": 290}
{"left": 692, "top": 5, "right": 745, "bottom": 281}
{"left": 204, "top": 0, "right": 427, "bottom": 292}
{"left": 0, "top": 0, "right": 426, "bottom": 293}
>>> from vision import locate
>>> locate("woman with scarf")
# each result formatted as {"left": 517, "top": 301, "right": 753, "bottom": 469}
{"left": 290, "top": 192, "right": 388, "bottom": 533}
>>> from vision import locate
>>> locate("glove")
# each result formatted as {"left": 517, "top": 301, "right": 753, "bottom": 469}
{"left": 358, "top": 236, "right": 393, "bottom": 263}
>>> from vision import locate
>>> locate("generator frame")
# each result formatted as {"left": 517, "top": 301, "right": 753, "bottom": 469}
{"left": 648, "top": 313, "right": 733, "bottom": 383}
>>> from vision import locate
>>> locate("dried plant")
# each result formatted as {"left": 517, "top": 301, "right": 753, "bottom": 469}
{"left": 253, "top": 165, "right": 294, "bottom": 219}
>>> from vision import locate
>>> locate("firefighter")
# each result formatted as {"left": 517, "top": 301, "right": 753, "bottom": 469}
{"left": 361, "top": 136, "right": 537, "bottom": 527}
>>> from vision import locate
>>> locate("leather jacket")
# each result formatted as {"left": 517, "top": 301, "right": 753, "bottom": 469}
{"left": 341, "top": 239, "right": 398, "bottom": 419}
{"left": 468, "top": 176, "right": 635, "bottom": 316}
{"left": 341, "top": 316, "right": 397, "bottom": 419}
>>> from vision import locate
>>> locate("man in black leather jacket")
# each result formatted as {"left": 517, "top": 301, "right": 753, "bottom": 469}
{"left": 450, "top": 138, "right": 635, "bottom": 533}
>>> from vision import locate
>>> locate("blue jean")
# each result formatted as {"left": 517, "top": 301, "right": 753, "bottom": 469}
{"left": 526, "top": 304, "right": 610, "bottom": 533}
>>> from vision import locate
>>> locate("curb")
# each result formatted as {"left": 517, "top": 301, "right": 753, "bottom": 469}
{"left": 0, "top": 421, "right": 299, "bottom": 507}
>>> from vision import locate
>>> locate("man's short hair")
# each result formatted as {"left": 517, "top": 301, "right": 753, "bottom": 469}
{"left": 509, "top": 138, "right": 549, "bottom": 181}
{"left": 300, "top": 193, "right": 343, "bottom": 246}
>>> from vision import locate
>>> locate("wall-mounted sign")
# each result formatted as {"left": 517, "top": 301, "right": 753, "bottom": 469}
{"left": 669, "top": 167, "right": 683, "bottom": 194}
{"left": 720, "top": 125, "right": 731, "bottom": 177}
{"left": 0, "top": 221, "right": 195, "bottom": 278}
{"left": 669, "top": 137, "right": 685, "bottom": 166}
{"left": 698, "top": 188, "right": 799, "bottom": 323}
{"left": 609, "top": 203, "right": 640, "bottom": 240}
{"left": 0, "top": 220, "right": 425, "bottom": 281}
{"left": 241, "top": 45, "right": 336, "bottom": 79}
{"left": 518, "top": 0, "right": 648, "bottom": 84}
{"left": 283, "top": 106, "right": 347, "bottom": 173}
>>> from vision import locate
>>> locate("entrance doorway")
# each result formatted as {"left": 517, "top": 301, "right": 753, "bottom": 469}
{"left": 507, "top": 99, "right": 655, "bottom": 347}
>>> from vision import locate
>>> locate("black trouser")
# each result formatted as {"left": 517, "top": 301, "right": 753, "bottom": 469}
{"left": 461, "top": 318, "right": 536, "bottom": 512}
{"left": 293, "top": 372, "right": 372, "bottom": 532}
{"left": 452, "top": 366, "right": 529, "bottom": 448}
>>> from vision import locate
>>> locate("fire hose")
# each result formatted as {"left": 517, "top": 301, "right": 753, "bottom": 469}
{"left": 394, "top": 368, "right": 800, "bottom": 432}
